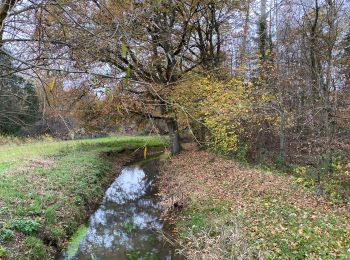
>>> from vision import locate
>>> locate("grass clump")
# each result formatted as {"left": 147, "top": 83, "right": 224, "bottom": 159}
{"left": 24, "top": 236, "right": 47, "bottom": 260}
{"left": 123, "top": 218, "right": 137, "bottom": 233}
{"left": 0, "top": 246, "right": 8, "bottom": 257}
{"left": 0, "top": 229, "right": 13, "bottom": 242}
{"left": 175, "top": 199, "right": 252, "bottom": 259}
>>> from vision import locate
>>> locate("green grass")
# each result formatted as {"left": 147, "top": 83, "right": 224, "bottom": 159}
{"left": 0, "top": 135, "right": 165, "bottom": 163}
{"left": 177, "top": 199, "right": 232, "bottom": 236}
{"left": 24, "top": 236, "right": 46, "bottom": 260}
{"left": 176, "top": 199, "right": 251, "bottom": 259}
{"left": 65, "top": 225, "right": 88, "bottom": 259}
{"left": 0, "top": 135, "right": 167, "bottom": 259}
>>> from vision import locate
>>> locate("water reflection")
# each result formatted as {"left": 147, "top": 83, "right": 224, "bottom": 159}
{"left": 71, "top": 160, "right": 181, "bottom": 260}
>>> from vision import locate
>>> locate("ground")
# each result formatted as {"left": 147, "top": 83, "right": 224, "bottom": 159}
{"left": 1, "top": 138, "right": 349, "bottom": 259}
{"left": 159, "top": 144, "right": 350, "bottom": 259}
{"left": 0, "top": 136, "right": 166, "bottom": 259}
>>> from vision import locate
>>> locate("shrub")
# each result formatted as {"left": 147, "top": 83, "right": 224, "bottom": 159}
{"left": 172, "top": 76, "right": 275, "bottom": 155}
{"left": 10, "top": 219, "right": 40, "bottom": 235}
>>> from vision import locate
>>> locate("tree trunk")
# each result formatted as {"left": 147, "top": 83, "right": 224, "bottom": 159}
{"left": 167, "top": 118, "right": 181, "bottom": 155}
{"left": 239, "top": 0, "right": 250, "bottom": 67}
{"left": 259, "top": 0, "right": 267, "bottom": 62}
{"left": 0, "top": 0, "right": 16, "bottom": 48}
{"left": 279, "top": 110, "right": 286, "bottom": 161}
{"left": 316, "top": 165, "right": 323, "bottom": 196}
{"left": 197, "top": 124, "right": 206, "bottom": 146}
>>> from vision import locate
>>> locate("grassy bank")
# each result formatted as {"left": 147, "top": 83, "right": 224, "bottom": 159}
{"left": 0, "top": 135, "right": 166, "bottom": 259}
{"left": 159, "top": 144, "right": 350, "bottom": 259}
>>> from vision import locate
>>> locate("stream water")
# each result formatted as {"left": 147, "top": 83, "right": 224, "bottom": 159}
{"left": 62, "top": 157, "right": 182, "bottom": 260}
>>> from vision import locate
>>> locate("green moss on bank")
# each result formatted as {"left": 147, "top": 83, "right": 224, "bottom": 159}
{"left": 65, "top": 225, "right": 88, "bottom": 259}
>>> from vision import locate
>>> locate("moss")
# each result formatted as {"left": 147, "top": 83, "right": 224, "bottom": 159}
{"left": 65, "top": 225, "right": 88, "bottom": 259}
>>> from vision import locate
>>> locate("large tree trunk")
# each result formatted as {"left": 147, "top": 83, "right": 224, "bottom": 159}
{"left": 0, "top": 0, "right": 16, "bottom": 47}
{"left": 167, "top": 118, "right": 181, "bottom": 155}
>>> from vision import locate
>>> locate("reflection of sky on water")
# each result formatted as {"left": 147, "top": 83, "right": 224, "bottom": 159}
{"left": 104, "top": 166, "right": 148, "bottom": 204}
{"left": 72, "top": 162, "right": 181, "bottom": 260}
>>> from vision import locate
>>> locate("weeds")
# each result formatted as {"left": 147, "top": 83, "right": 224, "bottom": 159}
{"left": 0, "top": 246, "right": 7, "bottom": 257}
{"left": 10, "top": 219, "right": 40, "bottom": 235}
{"left": 176, "top": 199, "right": 253, "bottom": 259}
{"left": 123, "top": 218, "right": 137, "bottom": 233}
{"left": 24, "top": 236, "right": 47, "bottom": 259}
{"left": 0, "top": 229, "right": 13, "bottom": 242}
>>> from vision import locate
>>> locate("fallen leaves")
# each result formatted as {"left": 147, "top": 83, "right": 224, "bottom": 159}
{"left": 158, "top": 144, "right": 350, "bottom": 259}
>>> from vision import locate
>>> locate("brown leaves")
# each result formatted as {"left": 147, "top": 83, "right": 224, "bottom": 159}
{"left": 158, "top": 144, "right": 350, "bottom": 258}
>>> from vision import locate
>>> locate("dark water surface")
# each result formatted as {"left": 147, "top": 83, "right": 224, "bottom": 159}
{"left": 63, "top": 158, "right": 182, "bottom": 260}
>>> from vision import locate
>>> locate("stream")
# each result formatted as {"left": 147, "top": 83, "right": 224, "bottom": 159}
{"left": 61, "top": 156, "right": 182, "bottom": 260}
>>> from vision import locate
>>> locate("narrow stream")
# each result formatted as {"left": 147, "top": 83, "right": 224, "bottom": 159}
{"left": 62, "top": 157, "right": 182, "bottom": 260}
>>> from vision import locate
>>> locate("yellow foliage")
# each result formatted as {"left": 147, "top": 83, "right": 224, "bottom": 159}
{"left": 172, "top": 76, "right": 273, "bottom": 154}
{"left": 294, "top": 166, "right": 307, "bottom": 175}
{"left": 144, "top": 146, "right": 148, "bottom": 159}
{"left": 48, "top": 76, "right": 56, "bottom": 91}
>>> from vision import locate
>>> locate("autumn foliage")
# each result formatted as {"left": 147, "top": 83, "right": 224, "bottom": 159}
{"left": 172, "top": 75, "right": 276, "bottom": 155}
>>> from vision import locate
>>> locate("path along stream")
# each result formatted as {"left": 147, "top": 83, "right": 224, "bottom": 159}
{"left": 61, "top": 155, "right": 182, "bottom": 260}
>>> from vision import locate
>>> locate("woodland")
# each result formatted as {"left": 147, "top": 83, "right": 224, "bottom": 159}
{"left": 0, "top": 0, "right": 349, "bottom": 259}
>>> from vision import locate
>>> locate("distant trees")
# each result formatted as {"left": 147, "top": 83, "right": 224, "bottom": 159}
{"left": 0, "top": 52, "right": 39, "bottom": 134}
{"left": 247, "top": 0, "right": 350, "bottom": 194}
{"left": 167, "top": 0, "right": 350, "bottom": 195}
{"left": 0, "top": 0, "right": 41, "bottom": 135}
